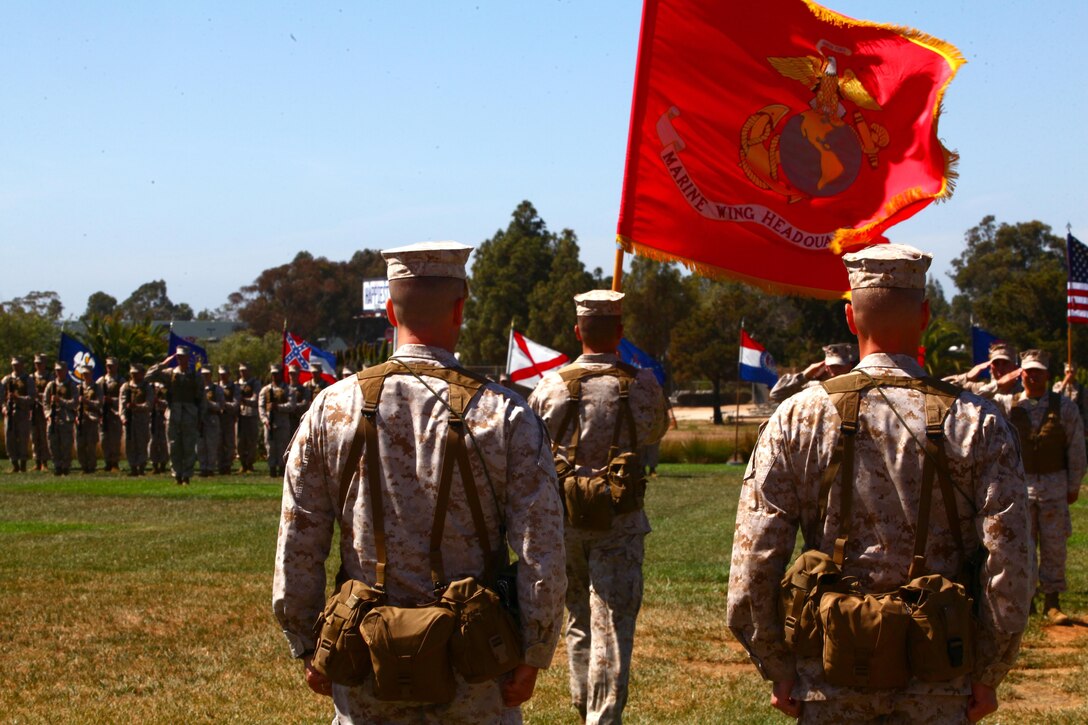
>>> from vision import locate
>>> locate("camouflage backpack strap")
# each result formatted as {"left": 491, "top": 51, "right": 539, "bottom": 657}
{"left": 552, "top": 364, "right": 590, "bottom": 461}
{"left": 816, "top": 371, "right": 872, "bottom": 540}
{"left": 608, "top": 373, "right": 641, "bottom": 459}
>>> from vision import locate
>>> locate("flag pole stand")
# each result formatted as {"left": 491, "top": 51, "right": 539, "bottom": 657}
{"left": 729, "top": 320, "right": 745, "bottom": 465}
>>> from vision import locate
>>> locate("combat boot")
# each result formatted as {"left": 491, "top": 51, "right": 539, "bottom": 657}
{"left": 1045, "top": 592, "right": 1072, "bottom": 625}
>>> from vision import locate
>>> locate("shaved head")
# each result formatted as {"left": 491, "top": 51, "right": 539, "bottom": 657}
{"left": 846, "top": 286, "right": 928, "bottom": 357}
{"left": 388, "top": 277, "right": 467, "bottom": 347}
{"left": 576, "top": 315, "right": 622, "bottom": 352}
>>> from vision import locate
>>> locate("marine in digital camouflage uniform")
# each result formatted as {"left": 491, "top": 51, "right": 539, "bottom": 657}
{"left": 285, "top": 363, "right": 312, "bottom": 435}
{"left": 43, "top": 362, "right": 78, "bottom": 476}
{"left": 2, "top": 356, "right": 36, "bottom": 473}
{"left": 75, "top": 365, "right": 103, "bottom": 473}
{"left": 236, "top": 363, "right": 260, "bottom": 473}
{"left": 943, "top": 342, "right": 1023, "bottom": 398}
{"left": 769, "top": 343, "right": 858, "bottom": 405}
{"left": 197, "top": 367, "right": 223, "bottom": 477}
{"left": 993, "top": 349, "right": 1087, "bottom": 624}
{"left": 31, "top": 353, "right": 51, "bottom": 470}
{"left": 217, "top": 366, "right": 239, "bottom": 474}
{"left": 96, "top": 357, "right": 124, "bottom": 471}
{"left": 727, "top": 244, "right": 1032, "bottom": 725}
{"left": 146, "top": 346, "right": 204, "bottom": 485}
{"left": 529, "top": 290, "right": 668, "bottom": 725}
{"left": 273, "top": 241, "right": 566, "bottom": 725}
{"left": 259, "top": 365, "right": 292, "bottom": 478}
{"left": 120, "top": 364, "right": 154, "bottom": 476}
{"left": 149, "top": 382, "right": 169, "bottom": 474}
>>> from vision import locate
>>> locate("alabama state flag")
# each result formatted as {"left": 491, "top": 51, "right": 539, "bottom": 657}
{"left": 617, "top": 0, "right": 963, "bottom": 298}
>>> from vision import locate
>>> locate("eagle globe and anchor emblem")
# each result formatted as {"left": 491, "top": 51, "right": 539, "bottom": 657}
{"left": 740, "top": 42, "right": 890, "bottom": 202}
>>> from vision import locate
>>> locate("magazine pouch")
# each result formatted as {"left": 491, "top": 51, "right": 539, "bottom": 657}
{"left": 900, "top": 573, "right": 975, "bottom": 682}
{"left": 362, "top": 604, "right": 457, "bottom": 703}
{"left": 820, "top": 591, "right": 911, "bottom": 689}
{"left": 311, "top": 579, "right": 384, "bottom": 686}
{"left": 608, "top": 451, "right": 646, "bottom": 514}
{"left": 442, "top": 576, "right": 523, "bottom": 683}
{"left": 780, "top": 549, "right": 848, "bottom": 657}
{"left": 563, "top": 474, "right": 615, "bottom": 530}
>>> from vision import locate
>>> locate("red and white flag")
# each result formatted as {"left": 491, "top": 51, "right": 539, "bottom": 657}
{"left": 506, "top": 330, "right": 569, "bottom": 387}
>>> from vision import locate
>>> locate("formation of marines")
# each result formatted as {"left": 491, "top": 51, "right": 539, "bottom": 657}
{"left": 2, "top": 350, "right": 329, "bottom": 484}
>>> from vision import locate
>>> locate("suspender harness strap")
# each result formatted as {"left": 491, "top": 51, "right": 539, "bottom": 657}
{"left": 314, "top": 359, "right": 522, "bottom": 697}
{"left": 550, "top": 362, "right": 647, "bottom": 530}
{"left": 779, "top": 371, "right": 977, "bottom": 688}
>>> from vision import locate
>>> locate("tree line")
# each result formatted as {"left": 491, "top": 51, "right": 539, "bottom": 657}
{"left": 1, "top": 204, "right": 1077, "bottom": 409}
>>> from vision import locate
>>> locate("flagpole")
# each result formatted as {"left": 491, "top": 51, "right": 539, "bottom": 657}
{"left": 505, "top": 323, "right": 514, "bottom": 382}
{"left": 612, "top": 247, "right": 625, "bottom": 292}
{"left": 1068, "top": 226, "right": 1074, "bottom": 391}
{"left": 732, "top": 319, "right": 744, "bottom": 465}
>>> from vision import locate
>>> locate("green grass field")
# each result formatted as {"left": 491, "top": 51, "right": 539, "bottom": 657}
{"left": 2, "top": 462, "right": 1087, "bottom": 723}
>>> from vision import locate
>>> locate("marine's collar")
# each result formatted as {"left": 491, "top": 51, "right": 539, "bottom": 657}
{"left": 855, "top": 352, "right": 927, "bottom": 377}
{"left": 575, "top": 352, "right": 620, "bottom": 365}
{"left": 391, "top": 344, "right": 460, "bottom": 367}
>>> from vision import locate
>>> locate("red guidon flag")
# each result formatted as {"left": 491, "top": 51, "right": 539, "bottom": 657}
{"left": 506, "top": 330, "right": 569, "bottom": 388}
{"left": 616, "top": 0, "right": 964, "bottom": 298}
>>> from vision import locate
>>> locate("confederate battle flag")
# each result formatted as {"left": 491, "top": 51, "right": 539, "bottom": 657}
{"left": 616, "top": 0, "right": 964, "bottom": 298}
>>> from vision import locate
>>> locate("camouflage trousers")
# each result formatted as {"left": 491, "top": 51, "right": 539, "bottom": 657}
{"left": 100, "top": 415, "right": 122, "bottom": 468}
{"left": 330, "top": 674, "right": 519, "bottom": 724}
{"left": 198, "top": 416, "right": 220, "bottom": 475}
{"left": 32, "top": 407, "right": 48, "bottom": 465}
{"left": 237, "top": 415, "right": 259, "bottom": 470}
{"left": 565, "top": 528, "right": 645, "bottom": 725}
{"left": 150, "top": 414, "right": 169, "bottom": 469}
{"left": 125, "top": 416, "right": 151, "bottom": 471}
{"left": 218, "top": 413, "right": 237, "bottom": 473}
{"left": 76, "top": 421, "right": 99, "bottom": 472}
{"left": 800, "top": 693, "right": 969, "bottom": 724}
{"left": 5, "top": 412, "right": 31, "bottom": 463}
{"left": 48, "top": 421, "right": 73, "bottom": 473}
{"left": 264, "top": 416, "right": 291, "bottom": 476}
{"left": 167, "top": 404, "right": 200, "bottom": 480}
{"left": 1028, "top": 494, "right": 1072, "bottom": 594}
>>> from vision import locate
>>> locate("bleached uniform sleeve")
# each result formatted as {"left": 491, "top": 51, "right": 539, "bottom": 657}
{"left": 971, "top": 408, "right": 1031, "bottom": 688}
{"left": 726, "top": 409, "right": 801, "bottom": 682}
{"left": 503, "top": 404, "right": 566, "bottom": 669}
{"left": 1062, "top": 398, "right": 1086, "bottom": 499}
{"left": 272, "top": 404, "right": 337, "bottom": 658}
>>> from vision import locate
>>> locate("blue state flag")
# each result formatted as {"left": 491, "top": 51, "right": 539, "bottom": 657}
{"left": 168, "top": 330, "right": 208, "bottom": 371}
{"left": 58, "top": 333, "right": 103, "bottom": 383}
{"left": 618, "top": 338, "right": 667, "bottom": 386}
{"left": 971, "top": 326, "right": 999, "bottom": 379}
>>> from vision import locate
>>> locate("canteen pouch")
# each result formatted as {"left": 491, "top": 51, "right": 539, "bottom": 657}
{"left": 780, "top": 550, "right": 847, "bottom": 657}
{"left": 362, "top": 605, "right": 457, "bottom": 703}
{"left": 820, "top": 592, "right": 911, "bottom": 689}
{"left": 311, "top": 579, "right": 384, "bottom": 686}
{"left": 442, "top": 577, "right": 523, "bottom": 683}
{"left": 607, "top": 451, "right": 647, "bottom": 514}
{"left": 563, "top": 475, "right": 615, "bottom": 531}
{"left": 900, "top": 574, "right": 976, "bottom": 682}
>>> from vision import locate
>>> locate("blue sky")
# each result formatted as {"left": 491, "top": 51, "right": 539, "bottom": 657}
{"left": 1, "top": 1, "right": 1085, "bottom": 316}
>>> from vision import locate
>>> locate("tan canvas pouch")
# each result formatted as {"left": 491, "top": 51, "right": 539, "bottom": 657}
{"left": 820, "top": 591, "right": 911, "bottom": 689}
{"left": 780, "top": 550, "right": 846, "bottom": 657}
{"left": 608, "top": 451, "right": 646, "bottom": 514}
{"left": 441, "top": 577, "right": 522, "bottom": 683}
{"left": 563, "top": 475, "right": 615, "bottom": 530}
{"left": 311, "top": 579, "right": 384, "bottom": 686}
{"left": 900, "top": 574, "right": 975, "bottom": 682}
{"left": 362, "top": 604, "right": 457, "bottom": 703}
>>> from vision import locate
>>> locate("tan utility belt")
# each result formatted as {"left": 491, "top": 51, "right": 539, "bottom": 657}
{"left": 551, "top": 363, "right": 647, "bottom": 530}
{"left": 310, "top": 360, "right": 521, "bottom": 700}
{"left": 779, "top": 372, "right": 978, "bottom": 688}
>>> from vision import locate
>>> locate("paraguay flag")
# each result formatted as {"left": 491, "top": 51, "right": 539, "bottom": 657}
{"left": 738, "top": 329, "right": 777, "bottom": 386}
